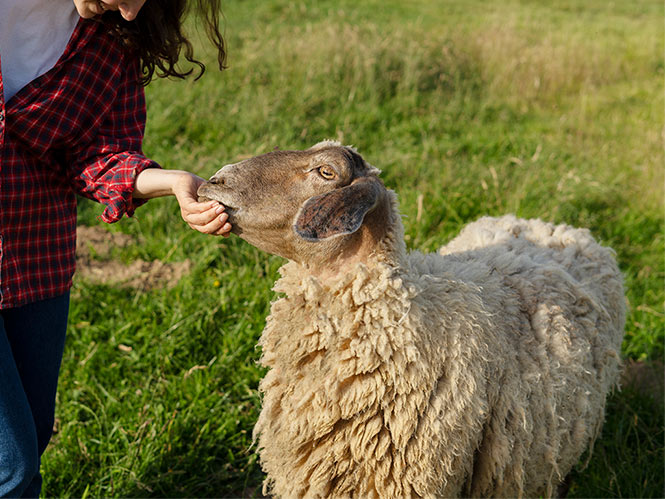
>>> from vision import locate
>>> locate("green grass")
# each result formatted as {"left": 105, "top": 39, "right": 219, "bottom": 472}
{"left": 44, "top": 0, "right": 663, "bottom": 496}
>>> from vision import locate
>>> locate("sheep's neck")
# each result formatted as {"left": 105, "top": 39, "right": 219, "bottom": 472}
{"left": 306, "top": 231, "right": 376, "bottom": 282}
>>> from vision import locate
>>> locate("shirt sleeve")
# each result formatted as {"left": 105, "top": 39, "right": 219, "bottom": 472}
{"left": 67, "top": 54, "right": 161, "bottom": 223}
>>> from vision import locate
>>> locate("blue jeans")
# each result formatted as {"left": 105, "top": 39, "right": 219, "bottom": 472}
{"left": 0, "top": 293, "right": 69, "bottom": 498}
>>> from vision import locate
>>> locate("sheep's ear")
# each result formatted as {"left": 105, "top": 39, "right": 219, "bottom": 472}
{"left": 294, "top": 178, "right": 381, "bottom": 241}
{"left": 308, "top": 140, "right": 342, "bottom": 151}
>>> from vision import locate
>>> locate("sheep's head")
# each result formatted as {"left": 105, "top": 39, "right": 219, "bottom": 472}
{"left": 198, "top": 141, "right": 393, "bottom": 268}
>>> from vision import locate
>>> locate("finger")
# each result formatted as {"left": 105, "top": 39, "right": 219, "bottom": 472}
{"left": 217, "top": 222, "right": 232, "bottom": 236}
{"left": 204, "top": 222, "right": 233, "bottom": 237}
{"left": 210, "top": 222, "right": 232, "bottom": 236}
{"left": 182, "top": 204, "right": 226, "bottom": 227}
{"left": 183, "top": 199, "right": 221, "bottom": 215}
{"left": 191, "top": 214, "right": 230, "bottom": 235}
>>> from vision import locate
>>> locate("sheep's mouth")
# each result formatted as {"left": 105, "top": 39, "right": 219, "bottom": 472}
{"left": 198, "top": 194, "right": 237, "bottom": 212}
{"left": 197, "top": 184, "right": 238, "bottom": 211}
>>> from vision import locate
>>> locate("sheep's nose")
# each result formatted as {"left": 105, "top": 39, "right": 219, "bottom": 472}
{"left": 208, "top": 174, "right": 225, "bottom": 185}
{"left": 208, "top": 163, "right": 236, "bottom": 185}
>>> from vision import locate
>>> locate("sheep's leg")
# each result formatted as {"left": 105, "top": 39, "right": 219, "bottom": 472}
{"left": 555, "top": 473, "right": 573, "bottom": 498}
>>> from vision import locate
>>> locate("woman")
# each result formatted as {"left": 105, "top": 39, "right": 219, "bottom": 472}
{"left": 0, "top": 0, "right": 229, "bottom": 496}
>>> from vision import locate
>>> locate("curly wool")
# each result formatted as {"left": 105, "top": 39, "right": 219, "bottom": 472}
{"left": 253, "top": 197, "right": 624, "bottom": 498}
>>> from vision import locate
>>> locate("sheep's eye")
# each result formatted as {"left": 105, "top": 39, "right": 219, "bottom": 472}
{"left": 318, "top": 166, "right": 336, "bottom": 180}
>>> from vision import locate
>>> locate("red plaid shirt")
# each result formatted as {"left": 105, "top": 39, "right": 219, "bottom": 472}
{"left": 0, "top": 18, "right": 159, "bottom": 309}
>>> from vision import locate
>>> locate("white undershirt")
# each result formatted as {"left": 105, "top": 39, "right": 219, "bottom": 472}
{"left": 0, "top": 0, "right": 79, "bottom": 102}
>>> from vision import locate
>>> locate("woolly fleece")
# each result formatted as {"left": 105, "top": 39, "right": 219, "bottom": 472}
{"left": 253, "top": 195, "right": 625, "bottom": 498}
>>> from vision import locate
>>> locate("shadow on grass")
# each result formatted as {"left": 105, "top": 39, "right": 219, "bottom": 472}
{"left": 569, "top": 370, "right": 665, "bottom": 498}
{"left": 116, "top": 429, "right": 266, "bottom": 498}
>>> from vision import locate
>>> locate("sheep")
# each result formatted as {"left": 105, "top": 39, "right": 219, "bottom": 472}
{"left": 198, "top": 140, "right": 625, "bottom": 498}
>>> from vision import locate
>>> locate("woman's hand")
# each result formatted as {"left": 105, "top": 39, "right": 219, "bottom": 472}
{"left": 171, "top": 172, "right": 232, "bottom": 236}
{"left": 134, "top": 168, "right": 232, "bottom": 236}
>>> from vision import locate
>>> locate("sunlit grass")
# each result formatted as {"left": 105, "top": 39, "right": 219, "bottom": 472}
{"left": 45, "top": 0, "right": 663, "bottom": 496}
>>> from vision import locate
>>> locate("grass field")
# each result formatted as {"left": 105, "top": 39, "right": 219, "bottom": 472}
{"left": 43, "top": 0, "right": 663, "bottom": 497}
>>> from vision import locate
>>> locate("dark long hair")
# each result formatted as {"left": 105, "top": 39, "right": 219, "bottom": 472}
{"left": 100, "top": 0, "right": 226, "bottom": 85}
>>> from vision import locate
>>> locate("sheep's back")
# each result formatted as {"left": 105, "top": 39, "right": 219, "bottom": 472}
{"left": 438, "top": 214, "right": 625, "bottom": 344}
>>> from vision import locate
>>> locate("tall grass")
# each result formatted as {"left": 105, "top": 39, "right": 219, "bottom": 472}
{"left": 46, "top": 0, "right": 663, "bottom": 496}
